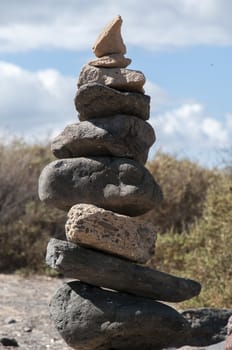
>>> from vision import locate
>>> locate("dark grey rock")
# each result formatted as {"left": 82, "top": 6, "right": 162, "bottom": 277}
{"left": 51, "top": 115, "right": 155, "bottom": 164}
{"left": 49, "top": 280, "right": 191, "bottom": 350}
{"left": 75, "top": 83, "right": 150, "bottom": 121}
{"left": 181, "top": 308, "right": 232, "bottom": 346}
{"left": 5, "top": 317, "right": 16, "bottom": 324}
{"left": 0, "top": 337, "right": 19, "bottom": 347}
{"left": 38, "top": 157, "right": 162, "bottom": 216}
{"left": 46, "top": 238, "right": 201, "bottom": 303}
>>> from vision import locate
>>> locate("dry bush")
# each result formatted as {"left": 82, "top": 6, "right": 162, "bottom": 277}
{"left": 0, "top": 139, "right": 51, "bottom": 224}
{"left": 0, "top": 139, "right": 66, "bottom": 273}
{"left": 151, "top": 173, "right": 232, "bottom": 308}
{"left": 145, "top": 152, "right": 217, "bottom": 233}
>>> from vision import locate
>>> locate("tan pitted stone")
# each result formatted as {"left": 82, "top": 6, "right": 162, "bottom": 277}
{"left": 78, "top": 64, "right": 145, "bottom": 93}
{"left": 88, "top": 53, "right": 131, "bottom": 68}
{"left": 65, "top": 204, "right": 157, "bottom": 263}
{"left": 93, "top": 15, "right": 126, "bottom": 57}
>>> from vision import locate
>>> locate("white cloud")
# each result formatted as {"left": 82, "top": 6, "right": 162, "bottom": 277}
{"left": 0, "top": 61, "right": 231, "bottom": 166}
{"left": 150, "top": 102, "right": 232, "bottom": 165}
{"left": 0, "top": 0, "right": 232, "bottom": 53}
{"left": 0, "top": 61, "right": 76, "bottom": 140}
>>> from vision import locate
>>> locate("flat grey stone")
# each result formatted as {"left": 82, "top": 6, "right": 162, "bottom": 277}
{"left": 51, "top": 115, "right": 155, "bottom": 164}
{"left": 38, "top": 157, "right": 162, "bottom": 216}
{"left": 46, "top": 238, "right": 201, "bottom": 303}
{"left": 49, "top": 280, "right": 191, "bottom": 350}
{"left": 88, "top": 53, "right": 131, "bottom": 68}
{"left": 77, "top": 64, "right": 145, "bottom": 93}
{"left": 75, "top": 83, "right": 150, "bottom": 121}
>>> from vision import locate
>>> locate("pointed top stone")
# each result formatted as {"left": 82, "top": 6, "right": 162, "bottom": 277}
{"left": 93, "top": 15, "right": 127, "bottom": 58}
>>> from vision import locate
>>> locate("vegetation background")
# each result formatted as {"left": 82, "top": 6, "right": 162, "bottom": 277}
{"left": 0, "top": 139, "right": 231, "bottom": 309}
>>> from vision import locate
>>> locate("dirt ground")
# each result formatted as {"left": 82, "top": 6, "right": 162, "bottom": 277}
{"left": 0, "top": 274, "right": 225, "bottom": 350}
{"left": 0, "top": 274, "right": 70, "bottom": 350}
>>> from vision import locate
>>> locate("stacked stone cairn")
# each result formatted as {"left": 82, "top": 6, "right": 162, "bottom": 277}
{"left": 39, "top": 16, "right": 202, "bottom": 350}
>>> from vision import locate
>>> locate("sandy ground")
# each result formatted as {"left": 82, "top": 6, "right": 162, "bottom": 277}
{"left": 0, "top": 274, "right": 225, "bottom": 350}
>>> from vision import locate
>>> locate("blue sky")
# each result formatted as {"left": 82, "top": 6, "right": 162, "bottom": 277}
{"left": 0, "top": 0, "right": 231, "bottom": 167}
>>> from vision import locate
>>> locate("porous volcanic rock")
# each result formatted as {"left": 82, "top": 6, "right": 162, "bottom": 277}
{"left": 65, "top": 203, "right": 156, "bottom": 263}
{"left": 51, "top": 115, "right": 155, "bottom": 164}
{"left": 38, "top": 157, "right": 162, "bottom": 216}
{"left": 49, "top": 281, "right": 191, "bottom": 350}
{"left": 92, "top": 15, "right": 126, "bottom": 57}
{"left": 77, "top": 64, "right": 145, "bottom": 93}
{"left": 46, "top": 238, "right": 201, "bottom": 302}
{"left": 88, "top": 53, "right": 131, "bottom": 68}
{"left": 75, "top": 83, "right": 150, "bottom": 121}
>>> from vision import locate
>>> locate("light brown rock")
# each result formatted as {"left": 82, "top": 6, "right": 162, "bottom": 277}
{"left": 88, "top": 53, "right": 131, "bottom": 68}
{"left": 77, "top": 64, "right": 145, "bottom": 93}
{"left": 65, "top": 204, "right": 157, "bottom": 263}
{"left": 93, "top": 15, "right": 126, "bottom": 57}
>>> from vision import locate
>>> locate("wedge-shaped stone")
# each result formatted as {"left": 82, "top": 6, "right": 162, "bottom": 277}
{"left": 51, "top": 115, "right": 155, "bottom": 164}
{"left": 49, "top": 281, "right": 191, "bottom": 350}
{"left": 46, "top": 238, "right": 201, "bottom": 302}
{"left": 77, "top": 64, "right": 145, "bottom": 93}
{"left": 65, "top": 204, "right": 157, "bottom": 263}
{"left": 92, "top": 15, "right": 126, "bottom": 57}
{"left": 38, "top": 157, "right": 162, "bottom": 216}
{"left": 88, "top": 53, "right": 131, "bottom": 68}
{"left": 75, "top": 83, "right": 150, "bottom": 121}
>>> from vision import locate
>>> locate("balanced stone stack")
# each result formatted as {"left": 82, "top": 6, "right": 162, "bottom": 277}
{"left": 38, "top": 16, "right": 201, "bottom": 350}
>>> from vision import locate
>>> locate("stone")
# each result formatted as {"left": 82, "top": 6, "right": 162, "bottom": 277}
{"left": 5, "top": 317, "right": 16, "bottom": 324}
{"left": 75, "top": 83, "right": 150, "bottom": 121}
{"left": 65, "top": 204, "right": 157, "bottom": 263}
{"left": 92, "top": 15, "right": 126, "bottom": 57}
{"left": 0, "top": 337, "right": 19, "bottom": 347}
{"left": 180, "top": 308, "right": 232, "bottom": 347}
{"left": 49, "top": 281, "right": 191, "bottom": 350}
{"left": 88, "top": 53, "right": 131, "bottom": 68}
{"left": 51, "top": 115, "right": 155, "bottom": 164}
{"left": 38, "top": 157, "right": 163, "bottom": 216}
{"left": 77, "top": 64, "right": 145, "bottom": 93}
{"left": 46, "top": 238, "right": 201, "bottom": 302}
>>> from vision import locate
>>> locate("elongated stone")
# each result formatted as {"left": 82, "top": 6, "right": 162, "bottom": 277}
{"left": 75, "top": 83, "right": 150, "bottom": 121}
{"left": 51, "top": 115, "right": 155, "bottom": 164}
{"left": 65, "top": 204, "right": 157, "bottom": 263}
{"left": 92, "top": 15, "right": 126, "bottom": 57}
{"left": 49, "top": 281, "right": 191, "bottom": 350}
{"left": 77, "top": 64, "right": 145, "bottom": 93}
{"left": 38, "top": 157, "right": 162, "bottom": 216}
{"left": 46, "top": 238, "right": 201, "bottom": 302}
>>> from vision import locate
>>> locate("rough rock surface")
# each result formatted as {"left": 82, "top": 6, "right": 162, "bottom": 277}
{"left": 46, "top": 238, "right": 201, "bottom": 302}
{"left": 65, "top": 203, "right": 157, "bottom": 263}
{"left": 51, "top": 115, "right": 155, "bottom": 164}
{"left": 38, "top": 157, "right": 162, "bottom": 216}
{"left": 75, "top": 83, "right": 150, "bottom": 121}
{"left": 92, "top": 15, "right": 126, "bottom": 57}
{"left": 49, "top": 281, "right": 190, "bottom": 350}
{"left": 88, "top": 53, "right": 131, "bottom": 68}
{"left": 0, "top": 274, "right": 229, "bottom": 350}
{"left": 77, "top": 64, "right": 145, "bottom": 93}
{"left": 181, "top": 308, "right": 232, "bottom": 346}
